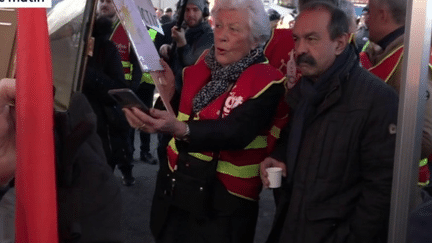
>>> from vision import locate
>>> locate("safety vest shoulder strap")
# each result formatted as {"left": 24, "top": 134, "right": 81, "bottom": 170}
{"left": 360, "top": 45, "right": 404, "bottom": 83}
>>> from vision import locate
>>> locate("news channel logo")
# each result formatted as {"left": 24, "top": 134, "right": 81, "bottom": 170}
{"left": 0, "top": 0, "right": 52, "bottom": 8}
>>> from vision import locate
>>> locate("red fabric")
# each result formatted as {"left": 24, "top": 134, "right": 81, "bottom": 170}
{"left": 15, "top": 9, "right": 58, "bottom": 243}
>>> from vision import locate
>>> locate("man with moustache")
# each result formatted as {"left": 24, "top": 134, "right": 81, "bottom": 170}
{"left": 159, "top": 0, "right": 213, "bottom": 93}
{"left": 260, "top": 2, "right": 398, "bottom": 243}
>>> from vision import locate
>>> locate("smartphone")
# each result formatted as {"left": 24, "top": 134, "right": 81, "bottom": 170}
{"left": 108, "top": 88, "right": 150, "bottom": 114}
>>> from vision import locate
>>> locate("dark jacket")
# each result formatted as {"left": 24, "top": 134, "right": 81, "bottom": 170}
{"left": 268, "top": 46, "right": 398, "bottom": 243}
{"left": 171, "top": 21, "right": 214, "bottom": 92}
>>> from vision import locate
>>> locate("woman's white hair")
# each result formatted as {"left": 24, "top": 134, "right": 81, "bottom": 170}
{"left": 211, "top": 0, "right": 271, "bottom": 46}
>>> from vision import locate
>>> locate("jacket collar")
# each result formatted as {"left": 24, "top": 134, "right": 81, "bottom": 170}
{"left": 287, "top": 45, "right": 358, "bottom": 116}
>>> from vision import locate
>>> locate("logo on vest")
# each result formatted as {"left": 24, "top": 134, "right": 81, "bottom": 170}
{"left": 223, "top": 95, "right": 244, "bottom": 117}
{"left": 115, "top": 43, "right": 128, "bottom": 55}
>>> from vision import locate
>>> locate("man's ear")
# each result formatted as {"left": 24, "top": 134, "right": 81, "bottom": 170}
{"left": 334, "top": 33, "right": 349, "bottom": 55}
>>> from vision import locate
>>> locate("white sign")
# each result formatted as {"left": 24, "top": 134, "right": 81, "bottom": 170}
{"left": 0, "top": 0, "right": 52, "bottom": 8}
{"left": 134, "top": 0, "right": 164, "bottom": 35}
{"left": 113, "top": 0, "right": 162, "bottom": 71}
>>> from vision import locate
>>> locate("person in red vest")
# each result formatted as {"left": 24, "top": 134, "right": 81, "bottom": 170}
{"left": 121, "top": 0, "right": 287, "bottom": 241}
{"left": 361, "top": 0, "right": 432, "bottom": 185}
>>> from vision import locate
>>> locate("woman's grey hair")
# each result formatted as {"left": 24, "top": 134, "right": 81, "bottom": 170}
{"left": 370, "top": 0, "right": 406, "bottom": 25}
{"left": 211, "top": 0, "right": 271, "bottom": 46}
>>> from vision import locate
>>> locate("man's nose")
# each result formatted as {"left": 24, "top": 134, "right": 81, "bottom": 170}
{"left": 295, "top": 39, "right": 307, "bottom": 55}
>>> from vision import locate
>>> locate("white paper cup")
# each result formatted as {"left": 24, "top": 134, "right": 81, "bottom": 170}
{"left": 266, "top": 167, "right": 282, "bottom": 188}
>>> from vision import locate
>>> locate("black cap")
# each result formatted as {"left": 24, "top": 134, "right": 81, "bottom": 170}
{"left": 267, "top": 8, "right": 281, "bottom": 21}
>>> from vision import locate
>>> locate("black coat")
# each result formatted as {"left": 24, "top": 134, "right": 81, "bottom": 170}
{"left": 268, "top": 47, "right": 398, "bottom": 243}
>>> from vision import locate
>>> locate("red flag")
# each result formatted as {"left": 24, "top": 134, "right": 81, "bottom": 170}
{"left": 15, "top": 8, "right": 58, "bottom": 243}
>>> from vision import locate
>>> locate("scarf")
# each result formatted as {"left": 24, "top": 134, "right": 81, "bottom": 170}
{"left": 285, "top": 46, "right": 352, "bottom": 184}
{"left": 192, "top": 46, "right": 264, "bottom": 114}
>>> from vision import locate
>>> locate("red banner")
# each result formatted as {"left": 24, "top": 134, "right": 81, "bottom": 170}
{"left": 15, "top": 8, "right": 58, "bottom": 243}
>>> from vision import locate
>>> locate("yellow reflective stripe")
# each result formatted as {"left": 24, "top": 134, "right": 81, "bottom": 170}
{"left": 125, "top": 73, "right": 132, "bottom": 81}
{"left": 227, "top": 191, "right": 255, "bottom": 201}
{"left": 168, "top": 138, "right": 178, "bottom": 154}
{"left": 244, "top": 136, "right": 267, "bottom": 150}
{"left": 189, "top": 152, "right": 213, "bottom": 161}
{"left": 122, "top": 61, "right": 132, "bottom": 68}
{"left": 270, "top": 125, "right": 281, "bottom": 139}
{"left": 419, "top": 158, "right": 428, "bottom": 167}
{"left": 141, "top": 73, "right": 155, "bottom": 85}
{"left": 217, "top": 161, "right": 260, "bottom": 178}
{"left": 429, "top": 63, "right": 432, "bottom": 72}
{"left": 418, "top": 180, "right": 430, "bottom": 187}
{"left": 109, "top": 20, "right": 121, "bottom": 40}
{"left": 148, "top": 28, "right": 157, "bottom": 41}
{"left": 369, "top": 45, "right": 404, "bottom": 83}
{"left": 361, "top": 40, "right": 370, "bottom": 52}
{"left": 252, "top": 77, "right": 286, "bottom": 99}
{"left": 177, "top": 112, "right": 190, "bottom": 121}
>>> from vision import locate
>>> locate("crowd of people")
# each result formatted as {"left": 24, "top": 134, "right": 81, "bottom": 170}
{"left": 1, "top": 0, "right": 432, "bottom": 242}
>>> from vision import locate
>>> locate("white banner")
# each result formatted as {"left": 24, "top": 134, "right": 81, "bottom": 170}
{"left": 134, "top": 0, "right": 164, "bottom": 34}
{"left": 0, "top": 0, "right": 52, "bottom": 8}
{"left": 113, "top": 0, "right": 162, "bottom": 71}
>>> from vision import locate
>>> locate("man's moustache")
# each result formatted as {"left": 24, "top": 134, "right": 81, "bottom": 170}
{"left": 296, "top": 54, "right": 317, "bottom": 66}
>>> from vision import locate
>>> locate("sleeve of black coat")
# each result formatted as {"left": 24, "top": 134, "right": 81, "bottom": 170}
{"left": 177, "top": 31, "right": 214, "bottom": 67}
{"left": 347, "top": 84, "right": 398, "bottom": 243}
{"left": 180, "top": 82, "right": 284, "bottom": 152}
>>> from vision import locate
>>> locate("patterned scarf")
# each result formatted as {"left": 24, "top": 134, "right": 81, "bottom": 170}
{"left": 192, "top": 46, "right": 264, "bottom": 114}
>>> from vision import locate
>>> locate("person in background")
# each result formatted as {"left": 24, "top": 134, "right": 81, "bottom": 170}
{"left": 165, "top": 7, "right": 173, "bottom": 19}
{"left": 156, "top": 7, "right": 163, "bottom": 20}
{"left": 267, "top": 8, "right": 281, "bottom": 30}
{"left": 94, "top": 0, "right": 143, "bottom": 185}
{"left": 338, "top": 0, "right": 356, "bottom": 33}
{"left": 355, "top": 7, "right": 369, "bottom": 52}
{"left": 361, "top": 0, "right": 432, "bottom": 185}
{"left": 98, "top": 0, "right": 159, "bottom": 168}
{"left": 122, "top": 0, "right": 286, "bottom": 241}
{"left": 159, "top": 0, "right": 213, "bottom": 93}
{"left": 261, "top": 2, "right": 398, "bottom": 242}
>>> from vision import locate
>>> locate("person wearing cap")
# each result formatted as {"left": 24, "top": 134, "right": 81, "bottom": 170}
{"left": 159, "top": 0, "right": 214, "bottom": 93}
{"left": 267, "top": 8, "right": 281, "bottom": 30}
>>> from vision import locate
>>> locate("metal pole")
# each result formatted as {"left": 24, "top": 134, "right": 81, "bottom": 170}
{"left": 387, "top": 0, "right": 432, "bottom": 242}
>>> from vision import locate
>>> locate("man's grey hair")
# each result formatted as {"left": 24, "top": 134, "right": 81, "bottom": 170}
{"left": 370, "top": 0, "right": 406, "bottom": 25}
{"left": 211, "top": 0, "right": 271, "bottom": 46}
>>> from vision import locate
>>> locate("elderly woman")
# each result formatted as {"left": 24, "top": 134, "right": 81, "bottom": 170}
{"left": 123, "top": 0, "right": 286, "bottom": 242}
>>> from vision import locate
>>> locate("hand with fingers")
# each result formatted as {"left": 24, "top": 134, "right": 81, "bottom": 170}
{"left": 0, "top": 78, "right": 16, "bottom": 186}
{"left": 260, "top": 157, "right": 286, "bottom": 189}
{"left": 122, "top": 107, "right": 188, "bottom": 137}
{"left": 171, "top": 26, "right": 187, "bottom": 47}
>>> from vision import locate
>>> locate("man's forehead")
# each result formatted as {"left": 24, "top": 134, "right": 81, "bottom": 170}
{"left": 293, "top": 9, "right": 330, "bottom": 35}
{"left": 186, "top": 3, "right": 200, "bottom": 10}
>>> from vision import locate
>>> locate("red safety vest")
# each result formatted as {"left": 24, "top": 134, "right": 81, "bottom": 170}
{"left": 110, "top": 20, "right": 133, "bottom": 81}
{"left": 166, "top": 57, "right": 286, "bottom": 200}
{"left": 264, "top": 28, "right": 301, "bottom": 90}
{"left": 359, "top": 45, "right": 404, "bottom": 83}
